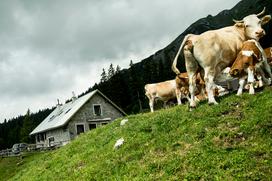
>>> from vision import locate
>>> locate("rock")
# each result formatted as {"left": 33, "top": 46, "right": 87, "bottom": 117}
{"left": 120, "top": 119, "right": 128, "bottom": 126}
{"left": 114, "top": 138, "right": 124, "bottom": 149}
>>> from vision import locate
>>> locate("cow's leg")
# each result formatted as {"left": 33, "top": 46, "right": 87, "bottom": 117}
{"left": 149, "top": 97, "right": 154, "bottom": 112}
{"left": 256, "top": 65, "right": 271, "bottom": 85}
{"left": 262, "top": 59, "right": 272, "bottom": 82}
{"left": 249, "top": 83, "right": 255, "bottom": 94}
{"left": 237, "top": 76, "right": 246, "bottom": 96}
{"left": 215, "top": 85, "right": 229, "bottom": 96}
{"left": 257, "top": 75, "right": 263, "bottom": 87}
{"left": 184, "top": 46, "right": 198, "bottom": 109}
{"left": 204, "top": 68, "right": 218, "bottom": 105}
{"left": 176, "top": 88, "right": 182, "bottom": 105}
{"left": 163, "top": 101, "right": 167, "bottom": 109}
{"left": 188, "top": 73, "right": 198, "bottom": 109}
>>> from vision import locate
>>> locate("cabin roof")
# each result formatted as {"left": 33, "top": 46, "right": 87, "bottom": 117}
{"left": 30, "top": 89, "right": 126, "bottom": 135}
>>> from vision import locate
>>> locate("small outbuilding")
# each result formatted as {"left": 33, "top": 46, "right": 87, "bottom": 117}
{"left": 30, "top": 89, "right": 126, "bottom": 147}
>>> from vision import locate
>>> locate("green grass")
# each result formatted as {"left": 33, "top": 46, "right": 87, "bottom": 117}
{"left": 5, "top": 88, "right": 272, "bottom": 180}
{"left": 0, "top": 152, "right": 45, "bottom": 181}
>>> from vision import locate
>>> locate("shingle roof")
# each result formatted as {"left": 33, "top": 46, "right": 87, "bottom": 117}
{"left": 30, "top": 89, "right": 126, "bottom": 135}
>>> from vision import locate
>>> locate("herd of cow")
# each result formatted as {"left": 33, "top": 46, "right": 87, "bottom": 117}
{"left": 145, "top": 8, "right": 272, "bottom": 112}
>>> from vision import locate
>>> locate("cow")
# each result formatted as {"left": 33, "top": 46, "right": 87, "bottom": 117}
{"left": 173, "top": 65, "right": 231, "bottom": 104}
{"left": 144, "top": 79, "right": 178, "bottom": 112}
{"left": 172, "top": 8, "right": 271, "bottom": 110}
{"left": 229, "top": 40, "right": 272, "bottom": 95}
{"left": 229, "top": 40, "right": 264, "bottom": 95}
{"left": 145, "top": 73, "right": 205, "bottom": 112}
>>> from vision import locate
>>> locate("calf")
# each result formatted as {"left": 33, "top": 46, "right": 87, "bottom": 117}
{"left": 145, "top": 79, "right": 178, "bottom": 112}
{"left": 175, "top": 72, "right": 207, "bottom": 103}
{"left": 229, "top": 39, "right": 269, "bottom": 95}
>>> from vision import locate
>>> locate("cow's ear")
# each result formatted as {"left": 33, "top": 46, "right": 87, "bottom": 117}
{"left": 261, "top": 15, "right": 271, "bottom": 25}
{"left": 235, "top": 22, "right": 244, "bottom": 28}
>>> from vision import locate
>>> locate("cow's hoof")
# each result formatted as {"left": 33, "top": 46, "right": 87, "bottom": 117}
{"left": 219, "top": 90, "right": 229, "bottom": 96}
{"left": 208, "top": 101, "right": 218, "bottom": 105}
{"left": 189, "top": 106, "right": 196, "bottom": 111}
{"left": 249, "top": 91, "right": 255, "bottom": 95}
{"left": 188, "top": 104, "right": 196, "bottom": 111}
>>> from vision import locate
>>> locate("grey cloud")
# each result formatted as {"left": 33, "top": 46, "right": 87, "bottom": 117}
{"left": 0, "top": 0, "right": 239, "bottom": 121}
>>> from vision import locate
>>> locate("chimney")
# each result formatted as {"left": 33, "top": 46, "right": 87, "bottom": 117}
{"left": 72, "top": 91, "right": 77, "bottom": 103}
{"left": 56, "top": 99, "right": 61, "bottom": 109}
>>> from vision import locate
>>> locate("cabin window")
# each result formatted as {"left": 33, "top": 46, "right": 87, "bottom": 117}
{"left": 76, "top": 124, "right": 85, "bottom": 135}
{"left": 37, "top": 133, "right": 46, "bottom": 142}
{"left": 89, "top": 123, "right": 97, "bottom": 130}
{"left": 48, "top": 137, "right": 54, "bottom": 142}
{"left": 102, "top": 122, "right": 108, "bottom": 126}
{"left": 93, "top": 104, "right": 102, "bottom": 116}
{"left": 48, "top": 137, "right": 55, "bottom": 147}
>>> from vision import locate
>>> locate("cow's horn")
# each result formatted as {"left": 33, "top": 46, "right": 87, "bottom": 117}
{"left": 257, "top": 7, "right": 266, "bottom": 17}
{"left": 233, "top": 19, "right": 244, "bottom": 24}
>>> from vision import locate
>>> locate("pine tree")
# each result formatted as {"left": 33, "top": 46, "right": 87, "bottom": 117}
{"left": 107, "top": 63, "right": 115, "bottom": 79}
{"left": 20, "top": 109, "right": 33, "bottom": 143}
{"left": 116, "top": 65, "right": 121, "bottom": 74}
{"left": 129, "top": 60, "right": 134, "bottom": 67}
{"left": 100, "top": 68, "right": 107, "bottom": 82}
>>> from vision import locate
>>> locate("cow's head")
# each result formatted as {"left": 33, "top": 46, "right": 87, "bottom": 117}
{"left": 230, "top": 50, "right": 260, "bottom": 78}
{"left": 234, "top": 8, "right": 271, "bottom": 41}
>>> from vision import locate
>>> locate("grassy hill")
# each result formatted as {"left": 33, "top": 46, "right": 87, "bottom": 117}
{"left": 5, "top": 87, "right": 272, "bottom": 180}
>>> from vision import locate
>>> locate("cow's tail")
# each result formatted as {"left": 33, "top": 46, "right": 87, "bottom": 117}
{"left": 172, "top": 34, "right": 193, "bottom": 75}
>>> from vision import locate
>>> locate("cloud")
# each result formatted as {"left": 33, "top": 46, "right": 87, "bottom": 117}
{"left": 0, "top": 0, "right": 239, "bottom": 122}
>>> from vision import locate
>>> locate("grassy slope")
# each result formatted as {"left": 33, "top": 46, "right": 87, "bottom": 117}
{"left": 9, "top": 88, "right": 272, "bottom": 181}
{"left": 0, "top": 152, "right": 44, "bottom": 181}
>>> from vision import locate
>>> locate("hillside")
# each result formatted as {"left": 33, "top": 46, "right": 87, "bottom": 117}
{"left": 7, "top": 87, "right": 272, "bottom": 180}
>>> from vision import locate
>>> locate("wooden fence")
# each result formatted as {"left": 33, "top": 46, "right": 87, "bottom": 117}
{"left": 0, "top": 140, "right": 70, "bottom": 158}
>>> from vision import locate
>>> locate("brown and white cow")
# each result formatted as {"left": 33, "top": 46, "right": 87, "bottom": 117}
{"left": 144, "top": 79, "right": 178, "bottom": 112}
{"left": 145, "top": 73, "right": 205, "bottom": 112}
{"left": 173, "top": 66, "right": 230, "bottom": 104}
{"left": 229, "top": 40, "right": 272, "bottom": 95}
{"left": 175, "top": 72, "right": 207, "bottom": 103}
{"left": 172, "top": 8, "right": 271, "bottom": 110}
{"left": 229, "top": 40, "right": 263, "bottom": 95}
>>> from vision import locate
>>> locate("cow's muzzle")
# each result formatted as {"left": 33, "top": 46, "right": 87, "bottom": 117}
{"left": 255, "top": 29, "right": 265, "bottom": 38}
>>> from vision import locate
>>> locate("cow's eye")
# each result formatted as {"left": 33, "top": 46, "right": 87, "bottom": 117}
{"left": 245, "top": 24, "right": 250, "bottom": 28}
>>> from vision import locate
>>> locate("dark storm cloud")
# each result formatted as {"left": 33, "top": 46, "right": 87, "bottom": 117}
{"left": 0, "top": 0, "right": 239, "bottom": 121}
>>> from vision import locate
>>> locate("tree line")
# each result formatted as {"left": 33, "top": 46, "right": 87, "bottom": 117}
{"left": 0, "top": 108, "right": 53, "bottom": 150}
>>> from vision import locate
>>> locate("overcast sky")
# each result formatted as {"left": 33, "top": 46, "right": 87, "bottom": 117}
{"left": 0, "top": 0, "right": 239, "bottom": 122}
